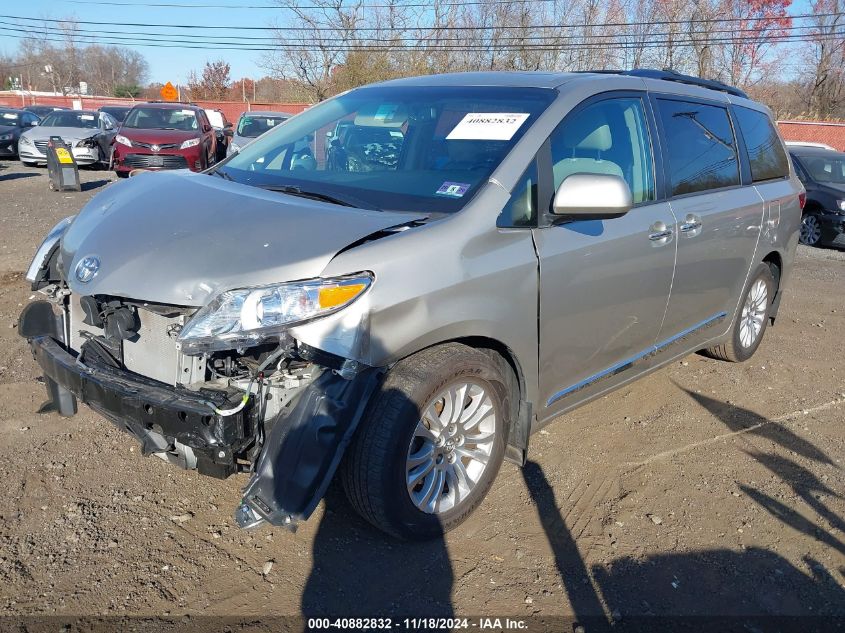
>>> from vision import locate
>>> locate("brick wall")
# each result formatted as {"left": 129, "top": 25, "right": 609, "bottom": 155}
{"left": 777, "top": 120, "right": 845, "bottom": 151}
{"left": 0, "top": 93, "right": 310, "bottom": 122}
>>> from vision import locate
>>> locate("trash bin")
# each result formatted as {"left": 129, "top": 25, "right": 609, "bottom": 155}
{"left": 46, "top": 136, "right": 81, "bottom": 192}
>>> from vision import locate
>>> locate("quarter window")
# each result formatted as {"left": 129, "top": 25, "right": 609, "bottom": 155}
{"left": 657, "top": 99, "right": 739, "bottom": 196}
{"left": 499, "top": 161, "right": 538, "bottom": 227}
{"left": 550, "top": 97, "right": 654, "bottom": 204}
{"left": 733, "top": 106, "right": 789, "bottom": 182}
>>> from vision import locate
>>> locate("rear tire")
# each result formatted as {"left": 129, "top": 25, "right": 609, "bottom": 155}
{"left": 341, "top": 343, "right": 510, "bottom": 540}
{"left": 703, "top": 263, "right": 775, "bottom": 362}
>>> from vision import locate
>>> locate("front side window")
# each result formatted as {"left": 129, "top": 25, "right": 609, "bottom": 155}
{"left": 549, "top": 97, "right": 654, "bottom": 205}
{"left": 221, "top": 85, "right": 555, "bottom": 213}
{"left": 123, "top": 107, "right": 199, "bottom": 131}
{"left": 733, "top": 106, "right": 789, "bottom": 182}
{"left": 657, "top": 99, "right": 739, "bottom": 196}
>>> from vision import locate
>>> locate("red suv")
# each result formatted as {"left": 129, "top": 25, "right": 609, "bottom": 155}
{"left": 112, "top": 102, "right": 217, "bottom": 176}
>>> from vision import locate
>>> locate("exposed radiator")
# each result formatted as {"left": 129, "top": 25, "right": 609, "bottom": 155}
{"left": 68, "top": 295, "right": 195, "bottom": 385}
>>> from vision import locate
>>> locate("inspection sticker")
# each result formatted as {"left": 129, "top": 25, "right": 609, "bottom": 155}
{"left": 446, "top": 112, "right": 530, "bottom": 141}
{"left": 436, "top": 181, "right": 471, "bottom": 198}
{"left": 80, "top": 114, "right": 95, "bottom": 120}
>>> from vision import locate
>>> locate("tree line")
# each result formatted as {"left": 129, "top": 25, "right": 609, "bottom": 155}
{"left": 263, "top": 0, "right": 845, "bottom": 118}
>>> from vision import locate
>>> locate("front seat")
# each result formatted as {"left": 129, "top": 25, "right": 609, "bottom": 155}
{"left": 552, "top": 111, "right": 623, "bottom": 186}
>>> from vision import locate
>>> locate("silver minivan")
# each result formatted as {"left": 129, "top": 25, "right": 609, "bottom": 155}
{"left": 20, "top": 70, "right": 802, "bottom": 539}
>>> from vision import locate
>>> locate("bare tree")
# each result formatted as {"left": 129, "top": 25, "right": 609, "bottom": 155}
{"left": 805, "top": 0, "right": 845, "bottom": 117}
{"left": 186, "top": 60, "right": 231, "bottom": 100}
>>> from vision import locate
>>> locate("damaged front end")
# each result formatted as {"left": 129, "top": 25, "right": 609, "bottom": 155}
{"left": 20, "top": 230, "right": 383, "bottom": 531}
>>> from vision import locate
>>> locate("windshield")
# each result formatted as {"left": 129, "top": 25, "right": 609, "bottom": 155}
{"left": 40, "top": 111, "right": 98, "bottom": 128}
{"left": 123, "top": 107, "right": 199, "bottom": 131}
{"left": 221, "top": 85, "right": 555, "bottom": 213}
{"left": 237, "top": 114, "right": 289, "bottom": 137}
{"left": 101, "top": 107, "right": 129, "bottom": 122}
{"left": 0, "top": 111, "right": 20, "bottom": 125}
{"left": 801, "top": 154, "right": 845, "bottom": 184}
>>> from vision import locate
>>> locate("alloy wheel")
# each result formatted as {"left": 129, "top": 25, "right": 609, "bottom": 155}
{"left": 800, "top": 214, "right": 822, "bottom": 246}
{"left": 739, "top": 278, "right": 768, "bottom": 348}
{"left": 405, "top": 380, "right": 497, "bottom": 515}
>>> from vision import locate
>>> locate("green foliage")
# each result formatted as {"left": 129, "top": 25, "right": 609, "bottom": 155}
{"left": 114, "top": 84, "right": 142, "bottom": 98}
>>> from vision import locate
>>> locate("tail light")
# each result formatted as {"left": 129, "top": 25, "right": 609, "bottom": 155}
{"left": 798, "top": 192, "right": 806, "bottom": 209}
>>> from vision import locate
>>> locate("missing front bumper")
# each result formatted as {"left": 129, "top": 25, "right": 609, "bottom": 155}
{"left": 28, "top": 333, "right": 252, "bottom": 478}
{"left": 21, "top": 300, "right": 384, "bottom": 529}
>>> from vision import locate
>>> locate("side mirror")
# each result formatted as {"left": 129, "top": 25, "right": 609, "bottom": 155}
{"left": 224, "top": 121, "right": 233, "bottom": 129}
{"left": 551, "top": 173, "right": 633, "bottom": 220}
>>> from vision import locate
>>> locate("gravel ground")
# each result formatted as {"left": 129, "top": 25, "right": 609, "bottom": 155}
{"left": 1, "top": 161, "right": 844, "bottom": 625}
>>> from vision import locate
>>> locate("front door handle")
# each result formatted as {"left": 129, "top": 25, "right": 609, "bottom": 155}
{"left": 680, "top": 214, "right": 703, "bottom": 234}
{"left": 649, "top": 221, "right": 673, "bottom": 242}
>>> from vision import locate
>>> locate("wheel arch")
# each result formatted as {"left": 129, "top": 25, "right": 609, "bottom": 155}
{"left": 392, "top": 334, "right": 533, "bottom": 465}
{"left": 762, "top": 249, "right": 784, "bottom": 323}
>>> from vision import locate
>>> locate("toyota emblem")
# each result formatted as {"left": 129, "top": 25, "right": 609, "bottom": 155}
{"left": 151, "top": 144, "right": 160, "bottom": 153}
{"left": 74, "top": 255, "right": 100, "bottom": 283}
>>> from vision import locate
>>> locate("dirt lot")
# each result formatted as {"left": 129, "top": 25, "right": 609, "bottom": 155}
{"left": 1, "top": 161, "right": 844, "bottom": 625}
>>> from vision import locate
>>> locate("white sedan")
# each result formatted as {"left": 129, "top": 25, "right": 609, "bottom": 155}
{"left": 19, "top": 109, "right": 118, "bottom": 166}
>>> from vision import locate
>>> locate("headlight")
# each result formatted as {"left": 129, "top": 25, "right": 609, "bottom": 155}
{"left": 75, "top": 137, "right": 97, "bottom": 148}
{"left": 115, "top": 134, "right": 132, "bottom": 147}
{"left": 837, "top": 200, "right": 845, "bottom": 212}
{"left": 0, "top": 132, "right": 13, "bottom": 141}
{"left": 25, "top": 215, "right": 75, "bottom": 283}
{"left": 180, "top": 138, "right": 200, "bottom": 149}
{"left": 177, "top": 273, "right": 373, "bottom": 353}
{"left": 20, "top": 135, "right": 33, "bottom": 145}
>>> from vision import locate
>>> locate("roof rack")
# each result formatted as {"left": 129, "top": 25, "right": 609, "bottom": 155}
{"left": 581, "top": 68, "right": 748, "bottom": 99}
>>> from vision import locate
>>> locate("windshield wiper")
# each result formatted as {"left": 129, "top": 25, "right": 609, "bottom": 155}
{"left": 258, "top": 184, "right": 361, "bottom": 208}
{"left": 212, "top": 167, "right": 234, "bottom": 181}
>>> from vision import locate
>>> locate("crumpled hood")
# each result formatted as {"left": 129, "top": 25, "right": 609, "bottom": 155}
{"left": 60, "top": 171, "right": 425, "bottom": 305}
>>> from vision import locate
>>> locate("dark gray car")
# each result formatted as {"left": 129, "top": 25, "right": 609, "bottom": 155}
{"left": 19, "top": 69, "right": 802, "bottom": 539}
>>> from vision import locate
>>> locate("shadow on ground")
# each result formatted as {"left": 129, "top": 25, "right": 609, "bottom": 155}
{"left": 298, "top": 384, "right": 844, "bottom": 624}
{"left": 80, "top": 179, "right": 112, "bottom": 192}
{"left": 0, "top": 172, "right": 39, "bottom": 182}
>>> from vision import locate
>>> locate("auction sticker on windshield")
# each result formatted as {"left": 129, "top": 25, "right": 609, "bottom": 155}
{"left": 436, "top": 181, "right": 470, "bottom": 197}
{"left": 447, "top": 113, "right": 530, "bottom": 141}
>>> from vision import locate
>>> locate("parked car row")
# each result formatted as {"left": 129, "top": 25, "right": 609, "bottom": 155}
{"left": 2, "top": 102, "right": 293, "bottom": 176}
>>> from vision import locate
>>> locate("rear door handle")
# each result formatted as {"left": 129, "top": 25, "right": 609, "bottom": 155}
{"left": 680, "top": 214, "right": 703, "bottom": 234}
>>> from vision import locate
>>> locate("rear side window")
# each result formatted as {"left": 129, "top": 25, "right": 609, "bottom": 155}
{"left": 734, "top": 106, "right": 789, "bottom": 182}
{"left": 657, "top": 99, "right": 739, "bottom": 196}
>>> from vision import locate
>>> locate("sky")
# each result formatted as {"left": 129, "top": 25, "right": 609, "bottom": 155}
{"left": 1, "top": 0, "right": 818, "bottom": 86}
{"left": 3, "top": 0, "right": 282, "bottom": 84}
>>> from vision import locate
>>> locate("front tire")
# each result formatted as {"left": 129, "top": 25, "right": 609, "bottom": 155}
{"left": 341, "top": 343, "right": 510, "bottom": 540}
{"left": 703, "top": 263, "right": 775, "bottom": 362}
